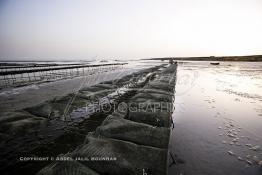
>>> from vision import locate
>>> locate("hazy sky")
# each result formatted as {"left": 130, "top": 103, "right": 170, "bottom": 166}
{"left": 0, "top": 0, "right": 262, "bottom": 61}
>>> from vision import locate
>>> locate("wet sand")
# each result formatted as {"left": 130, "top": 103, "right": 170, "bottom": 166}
{"left": 169, "top": 61, "right": 262, "bottom": 175}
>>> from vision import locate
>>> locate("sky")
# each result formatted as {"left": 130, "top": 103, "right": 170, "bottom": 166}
{"left": 0, "top": 0, "right": 262, "bottom": 61}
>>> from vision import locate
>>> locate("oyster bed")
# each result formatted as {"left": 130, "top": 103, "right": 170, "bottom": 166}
{"left": 0, "top": 64, "right": 177, "bottom": 175}
{"left": 37, "top": 64, "right": 177, "bottom": 175}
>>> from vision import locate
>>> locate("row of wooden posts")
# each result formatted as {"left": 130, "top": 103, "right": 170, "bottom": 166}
{"left": 0, "top": 63, "right": 126, "bottom": 89}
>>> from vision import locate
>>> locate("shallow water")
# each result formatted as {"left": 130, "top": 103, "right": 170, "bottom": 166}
{"left": 169, "top": 61, "right": 262, "bottom": 175}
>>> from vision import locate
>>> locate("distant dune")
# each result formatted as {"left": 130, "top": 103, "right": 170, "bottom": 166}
{"left": 143, "top": 55, "right": 262, "bottom": 62}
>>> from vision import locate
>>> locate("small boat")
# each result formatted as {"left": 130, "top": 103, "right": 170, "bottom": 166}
{"left": 210, "top": 62, "right": 219, "bottom": 65}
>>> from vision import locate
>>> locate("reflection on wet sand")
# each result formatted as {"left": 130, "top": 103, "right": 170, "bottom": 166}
{"left": 169, "top": 61, "right": 262, "bottom": 175}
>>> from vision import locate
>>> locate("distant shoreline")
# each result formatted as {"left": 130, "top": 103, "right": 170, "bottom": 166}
{"left": 1, "top": 54, "right": 262, "bottom": 62}
{"left": 142, "top": 55, "right": 262, "bottom": 62}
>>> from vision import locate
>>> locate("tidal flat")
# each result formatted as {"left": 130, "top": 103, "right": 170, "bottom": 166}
{"left": 169, "top": 61, "right": 262, "bottom": 175}
{"left": 0, "top": 60, "right": 261, "bottom": 175}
